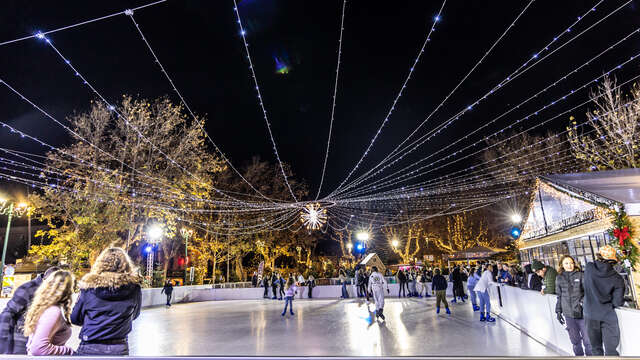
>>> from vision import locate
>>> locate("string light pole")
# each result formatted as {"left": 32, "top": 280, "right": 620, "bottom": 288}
{"left": 0, "top": 199, "right": 28, "bottom": 292}
{"left": 180, "top": 228, "right": 193, "bottom": 286}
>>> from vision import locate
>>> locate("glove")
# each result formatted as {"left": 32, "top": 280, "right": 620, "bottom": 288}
{"left": 556, "top": 313, "right": 565, "bottom": 325}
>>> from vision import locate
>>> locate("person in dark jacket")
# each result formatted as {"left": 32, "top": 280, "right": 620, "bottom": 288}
{"left": 71, "top": 247, "right": 142, "bottom": 356}
{"left": 432, "top": 268, "right": 450, "bottom": 315}
{"left": 161, "top": 280, "right": 174, "bottom": 307}
{"left": 270, "top": 272, "right": 278, "bottom": 300}
{"left": 0, "top": 266, "right": 60, "bottom": 354}
{"left": 397, "top": 270, "right": 407, "bottom": 297}
{"left": 531, "top": 259, "right": 557, "bottom": 294}
{"left": 520, "top": 264, "right": 533, "bottom": 290}
{"left": 263, "top": 273, "right": 270, "bottom": 298}
{"left": 555, "top": 255, "right": 592, "bottom": 356}
{"left": 251, "top": 272, "right": 258, "bottom": 287}
{"left": 583, "top": 245, "right": 625, "bottom": 356}
{"left": 450, "top": 267, "right": 465, "bottom": 303}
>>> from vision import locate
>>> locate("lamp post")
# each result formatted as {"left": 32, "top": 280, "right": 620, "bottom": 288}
{"left": 146, "top": 224, "right": 163, "bottom": 285}
{"left": 180, "top": 228, "right": 192, "bottom": 286}
{"left": 0, "top": 200, "right": 28, "bottom": 293}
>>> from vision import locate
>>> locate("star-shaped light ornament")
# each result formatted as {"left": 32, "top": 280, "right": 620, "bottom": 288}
{"left": 300, "top": 203, "right": 328, "bottom": 231}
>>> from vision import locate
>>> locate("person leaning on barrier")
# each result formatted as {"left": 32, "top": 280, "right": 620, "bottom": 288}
{"left": 531, "top": 260, "right": 557, "bottom": 295}
{"left": 0, "top": 266, "right": 60, "bottom": 354}
{"left": 583, "top": 245, "right": 625, "bottom": 356}
{"left": 555, "top": 255, "right": 592, "bottom": 356}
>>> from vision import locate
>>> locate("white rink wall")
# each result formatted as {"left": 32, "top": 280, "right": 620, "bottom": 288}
{"left": 488, "top": 284, "right": 640, "bottom": 356}
{"left": 142, "top": 282, "right": 454, "bottom": 306}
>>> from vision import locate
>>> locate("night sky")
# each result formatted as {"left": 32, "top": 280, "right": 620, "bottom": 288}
{"left": 1, "top": 0, "right": 639, "bottom": 201}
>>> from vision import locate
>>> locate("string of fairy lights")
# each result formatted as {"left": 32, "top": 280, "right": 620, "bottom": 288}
{"left": 0, "top": 0, "right": 638, "bottom": 236}
{"left": 330, "top": 0, "right": 631, "bottom": 198}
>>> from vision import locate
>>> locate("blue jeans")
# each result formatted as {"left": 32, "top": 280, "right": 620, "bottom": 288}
{"left": 282, "top": 296, "right": 294, "bottom": 314}
{"left": 468, "top": 288, "right": 477, "bottom": 306}
{"left": 76, "top": 342, "right": 129, "bottom": 356}
{"left": 478, "top": 290, "right": 491, "bottom": 314}
{"left": 341, "top": 282, "right": 349, "bottom": 298}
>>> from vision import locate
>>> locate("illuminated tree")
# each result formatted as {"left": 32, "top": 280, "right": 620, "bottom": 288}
{"left": 383, "top": 223, "right": 424, "bottom": 264}
{"left": 568, "top": 76, "right": 640, "bottom": 170}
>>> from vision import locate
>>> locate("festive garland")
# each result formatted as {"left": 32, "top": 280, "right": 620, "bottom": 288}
{"left": 608, "top": 205, "right": 639, "bottom": 269}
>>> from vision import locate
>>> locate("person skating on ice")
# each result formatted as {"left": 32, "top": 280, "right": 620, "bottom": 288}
{"left": 281, "top": 277, "right": 298, "bottom": 316}
{"left": 367, "top": 266, "right": 388, "bottom": 321}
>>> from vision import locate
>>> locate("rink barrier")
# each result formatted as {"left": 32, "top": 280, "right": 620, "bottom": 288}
{"left": 0, "top": 281, "right": 454, "bottom": 310}
{"left": 141, "top": 281, "right": 455, "bottom": 307}
{"left": 487, "top": 284, "right": 640, "bottom": 356}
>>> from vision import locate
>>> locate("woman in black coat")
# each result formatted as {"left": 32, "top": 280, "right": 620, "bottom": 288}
{"left": 555, "top": 255, "right": 592, "bottom": 356}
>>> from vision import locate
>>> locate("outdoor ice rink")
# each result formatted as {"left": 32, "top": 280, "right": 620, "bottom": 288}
{"left": 66, "top": 298, "right": 557, "bottom": 356}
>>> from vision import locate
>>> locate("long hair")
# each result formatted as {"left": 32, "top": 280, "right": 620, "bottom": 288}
{"left": 285, "top": 277, "right": 294, "bottom": 290}
{"left": 558, "top": 255, "right": 581, "bottom": 274}
{"left": 23, "top": 270, "right": 75, "bottom": 337}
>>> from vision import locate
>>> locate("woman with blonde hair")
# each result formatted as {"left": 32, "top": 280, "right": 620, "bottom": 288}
{"left": 23, "top": 270, "right": 75, "bottom": 356}
{"left": 71, "top": 247, "right": 142, "bottom": 356}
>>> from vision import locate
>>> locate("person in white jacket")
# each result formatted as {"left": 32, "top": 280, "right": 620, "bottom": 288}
{"left": 473, "top": 264, "right": 496, "bottom": 322}
{"left": 367, "top": 267, "right": 388, "bottom": 321}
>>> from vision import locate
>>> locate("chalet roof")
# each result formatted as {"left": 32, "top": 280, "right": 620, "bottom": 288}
{"left": 544, "top": 168, "right": 640, "bottom": 215}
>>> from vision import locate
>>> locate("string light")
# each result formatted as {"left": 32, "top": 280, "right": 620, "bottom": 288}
{"left": 315, "top": 0, "right": 347, "bottom": 200}
{"left": 336, "top": 56, "right": 640, "bottom": 199}
{"left": 330, "top": 0, "right": 620, "bottom": 198}
{"left": 328, "top": 0, "right": 536, "bottom": 199}
{"left": 232, "top": 0, "right": 298, "bottom": 202}
{"left": 125, "top": 11, "right": 278, "bottom": 203}
{"left": 331, "top": 0, "right": 447, "bottom": 194}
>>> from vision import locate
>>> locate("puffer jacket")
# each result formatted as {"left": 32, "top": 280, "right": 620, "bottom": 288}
{"left": 71, "top": 271, "right": 141, "bottom": 342}
{"left": 542, "top": 266, "right": 558, "bottom": 294}
{"left": 555, "top": 270, "right": 585, "bottom": 319}
{"left": 467, "top": 273, "right": 480, "bottom": 290}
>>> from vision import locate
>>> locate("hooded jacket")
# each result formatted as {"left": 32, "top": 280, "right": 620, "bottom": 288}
{"left": 71, "top": 271, "right": 141, "bottom": 342}
{"left": 583, "top": 260, "right": 625, "bottom": 321}
{"left": 555, "top": 270, "right": 585, "bottom": 319}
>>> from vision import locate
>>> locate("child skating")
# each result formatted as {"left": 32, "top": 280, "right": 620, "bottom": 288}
{"left": 432, "top": 268, "right": 451, "bottom": 315}
{"left": 281, "top": 277, "right": 298, "bottom": 316}
{"left": 367, "top": 266, "right": 388, "bottom": 321}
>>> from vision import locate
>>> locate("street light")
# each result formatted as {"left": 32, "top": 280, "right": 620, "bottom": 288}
{"left": 510, "top": 213, "right": 522, "bottom": 223}
{"left": 0, "top": 199, "right": 30, "bottom": 294}
{"left": 392, "top": 239, "right": 399, "bottom": 248}
{"left": 145, "top": 224, "right": 163, "bottom": 284}
{"left": 356, "top": 231, "right": 370, "bottom": 242}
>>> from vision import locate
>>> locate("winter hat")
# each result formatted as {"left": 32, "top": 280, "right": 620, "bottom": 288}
{"left": 531, "top": 260, "right": 544, "bottom": 271}
{"left": 599, "top": 245, "right": 618, "bottom": 261}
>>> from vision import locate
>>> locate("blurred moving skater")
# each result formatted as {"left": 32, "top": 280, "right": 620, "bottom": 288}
{"left": 368, "top": 266, "right": 387, "bottom": 321}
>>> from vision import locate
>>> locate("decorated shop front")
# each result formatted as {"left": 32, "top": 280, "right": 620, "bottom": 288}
{"left": 519, "top": 169, "right": 640, "bottom": 305}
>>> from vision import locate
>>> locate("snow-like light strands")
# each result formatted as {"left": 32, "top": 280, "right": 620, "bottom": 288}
{"left": 232, "top": 0, "right": 298, "bottom": 202}
{"left": 125, "top": 11, "right": 278, "bottom": 204}
{"left": 315, "top": 0, "right": 347, "bottom": 201}
{"left": 0, "top": 0, "right": 168, "bottom": 47}
{"left": 328, "top": 0, "right": 535, "bottom": 199}
{"left": 335, "top": 54, "right": 640, "bottom": 200}
{"left": 330, "top": 0, "right": 447, "bottom": 195}
{"left": 331, "top": 0, "right": 618, "bottom": 197}
{"left": 300, "top": 203, "right": 328, "bottom": 231}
